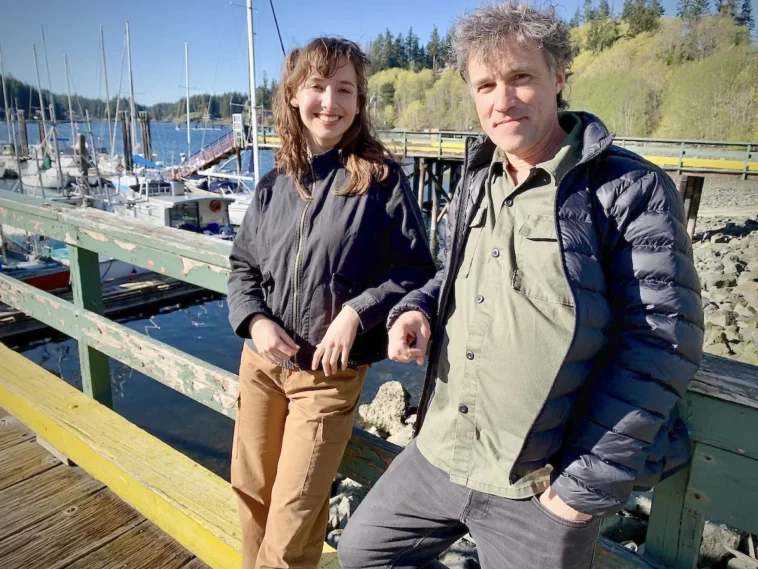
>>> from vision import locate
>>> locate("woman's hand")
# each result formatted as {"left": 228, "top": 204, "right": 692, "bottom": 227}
{"left": 249, "top": 315, "right": 300, "bottom": 364}
{"left": 312, "top": 305, "right": 361, "bottom": 376}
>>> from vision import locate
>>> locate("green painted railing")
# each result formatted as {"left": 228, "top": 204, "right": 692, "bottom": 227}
{"left": 0, "top": 189, "right": 757, "bottom": 568}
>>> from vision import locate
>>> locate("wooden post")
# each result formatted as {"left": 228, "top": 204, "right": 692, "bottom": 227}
{"left": 743, "top": 144, "right": 752, "bottom": 182}
{"left": 78, "top": 134, "right": 87, "bottom": 176}
{"left": 120, "top": 111, "right": 132, "bottom": 172}
{"left": 644, "top": 466, "right": 704, "bottom": 569}
{"left": 426, "top": 159, "right": 434, "bottom": 212}
{"left": 36, "top": 115, "right": 45, "bottom": 150}
{"left": 68, "top": 245, "right": 113, "bottom": 408}
{"left": 678, "top": 175, "right": 704, "bottom": 241}
{"left": 430, "top": 160, "right": 441, "bottom": 255}
{"left": 18, "top": 109, "right": 28, "bottom": 155}
{"left": 417, "top": 159, "right": 426, "bottom": 210}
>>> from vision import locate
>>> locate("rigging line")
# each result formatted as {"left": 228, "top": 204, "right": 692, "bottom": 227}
{"left": 112, "top": 29, "right": 127, "bottom": 156}
{"left": 269, "top": 0, "right": 286, "bottom": 56}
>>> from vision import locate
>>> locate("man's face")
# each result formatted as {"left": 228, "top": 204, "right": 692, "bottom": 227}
{"left": 468, "top": 39, "right": 565, "bottom": 157}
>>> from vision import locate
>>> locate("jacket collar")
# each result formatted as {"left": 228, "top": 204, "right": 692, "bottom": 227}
{"left": 309, "top": 146, "right": 342, "bottom": 180}
{"left": 465, "top": 111, "right": 615, "bottom": 174}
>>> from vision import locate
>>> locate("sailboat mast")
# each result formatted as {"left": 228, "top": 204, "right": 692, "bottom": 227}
{"left": 100, "top": 25, "right": 114, "bottom": 155}
{"left": 126, "top": 22, "right": 137, "bottom": 152}
{"left": 185, "top": 42, "right": 191, "bottom": 158}
{"left": 246, "top": 0, "right": 260, "bottom": 185}
{"left": 64, "top": 55, "right": 76, "bottom": 143}
{"left": 1, "top": 44, "right": 23, "bottom": 193}
{"left": 0, "top": 44, "right": 12, "bottom": 149}
{"left": 32, "top": 45, "right": 47, "bottom": 138}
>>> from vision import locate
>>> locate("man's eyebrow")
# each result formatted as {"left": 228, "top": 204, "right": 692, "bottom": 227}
{"left": 339, "top": 80, "right": 356, "bottom": 86}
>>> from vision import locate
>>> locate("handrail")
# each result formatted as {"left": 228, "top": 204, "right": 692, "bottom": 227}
{"left": 0, "top": 190, "right": 757, "bottom": 568}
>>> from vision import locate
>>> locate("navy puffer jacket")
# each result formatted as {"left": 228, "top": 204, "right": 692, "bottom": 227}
{"left": 389, "top": 112, "right": 704, "bottom": 516}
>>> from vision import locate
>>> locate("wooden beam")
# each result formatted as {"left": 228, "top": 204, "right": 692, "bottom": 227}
{"left": 69, "top": 245, "right": 112, "bottom": 407}
{"left": 0, "top": 274, "right": 239, "bottom": 418}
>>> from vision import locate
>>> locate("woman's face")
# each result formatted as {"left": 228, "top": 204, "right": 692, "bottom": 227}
{"left": 291, "top": 59, "right": 359, "bottom": 155}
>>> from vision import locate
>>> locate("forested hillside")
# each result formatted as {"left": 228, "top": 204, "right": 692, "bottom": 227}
{"left": 1, "top": 0, "right": 755, "bottom": 140}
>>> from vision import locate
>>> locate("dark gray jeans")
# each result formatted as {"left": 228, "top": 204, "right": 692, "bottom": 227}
{"left": 338, "top": 440, "right": 601, "bottom": 569}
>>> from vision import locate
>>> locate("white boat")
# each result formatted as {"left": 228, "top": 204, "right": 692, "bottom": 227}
{"left": 21, "top": 162, "right": 72, "bottom": 190}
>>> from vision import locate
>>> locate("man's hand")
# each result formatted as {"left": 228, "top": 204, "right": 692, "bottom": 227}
{"left": 312, "top": 305, "right": 361, "bottom": 376}
{"left": 539, "top": 487, "right": 593, "bottom": 522}
{"left": 388, "top": 310, "right": 430, "bottom": 366}
{"left": 249, "top": 315, "right": 299, "bottom": 364}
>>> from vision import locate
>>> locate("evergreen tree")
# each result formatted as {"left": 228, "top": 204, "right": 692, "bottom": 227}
{"left": 737, "top": 0, "right": 754, "bottom": 28}
{"left": 427, "top": 26, "right": 441, "bottom": 72}
{"left": 718, "top": 0, "right": 738, "bottom": 19}
{"left": 393, "top": 33, "right": 406, "bottom": 68}
{"left": 623, "top": 0, "right": 665, "bottom": 35}
{"left": 679, "top": 0, "right": 709, "bottom": 19}
{"left": 597, "top": 0, "right": 612, "bottom": 18}
{"left": 584, "top": 0, "right": 596, "bottom": 22}
{"left": 569, "top": 6, "right": 583, "bottom": 27}
{"left": 381, "top": 30, "right": 394, "bottom": 70}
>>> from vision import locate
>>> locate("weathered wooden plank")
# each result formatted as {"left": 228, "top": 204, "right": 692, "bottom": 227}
{"left": 0, "top": 438, "right": 59, "bottom": 490}
{"left": 685, "top": 443, "right": 758, "bottom": 535}
{"left": 0, "top": 465, "right": 104, "bottom": 541}
{"left": 594, "top": 537, "right": 665, "bottom": 568}
{"left": 0, "top": 275, "right": 239, "bottom": 417}
{"left": 691, "top": 353, "right": 758, "bottom": 409}
{"left": 65, "top": 520, "right": 195, "bottom": 569}
{"left": 684, "top": 391, "right": 758, "bottom": 460}
{"left": 0, "top": 343, "right": 242, "bottom": 569}
{"left": 0, "top": 488, "right": 144, "bottom": 569}
{"left": 180, "top": 558, "right": 212, "bottom": 569}
{"left": 0, "top": 414, "right": 34, "bottom": 451}
{"left": 644, "top": 467, "right": 703, "bottom": 569}
{"left": 341, "top": 429, "right": 402, "bottom": 488}
{"left": 69, "top": 245, "right": 113, "bottom": 407}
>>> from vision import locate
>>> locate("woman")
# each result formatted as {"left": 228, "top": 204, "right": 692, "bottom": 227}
{"left": 227, "top": 37, "right": 435, "bottom": 569}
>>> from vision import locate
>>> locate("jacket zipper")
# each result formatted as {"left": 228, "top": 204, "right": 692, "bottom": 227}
{"left": 291, "top": 162, "right": 315, "bottom": 339}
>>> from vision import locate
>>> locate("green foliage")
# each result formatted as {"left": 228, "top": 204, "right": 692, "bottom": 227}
{"left": 622, "top": 0, "right": 665, "bottom": 36}
{"left": 569, "top": 17, "right": 756, "bottom": 141}
{"left": 365, "top": 25, "right": 456, "bottom": 74}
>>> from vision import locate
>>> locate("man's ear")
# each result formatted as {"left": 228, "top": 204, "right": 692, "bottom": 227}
{"left": 554, "top": 66, "right": 566, "bottom": 94}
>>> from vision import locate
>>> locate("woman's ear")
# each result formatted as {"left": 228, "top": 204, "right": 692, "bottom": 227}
{"left": 290, "top": 98, "right": 299, "bottom": 108}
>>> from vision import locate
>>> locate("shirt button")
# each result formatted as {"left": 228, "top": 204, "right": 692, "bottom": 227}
{"left": 505, "top": 198, "right": 514, "bottom": 207}
{"left": 476, "top": 295, "right": 484, "bottom": 304}
{"left": 491, "top": 249, "right": 500, "bottom": 258}
{"left": 466, "top": 351, "right": 475, "bottom": 360}
{"left": 459, "top": 404, "right": 469, "bottom": 414}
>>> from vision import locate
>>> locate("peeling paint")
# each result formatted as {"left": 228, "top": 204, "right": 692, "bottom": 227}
{"left": 81, "top": 229, "right": 109, "bottom": 242}
{"left": 114, "top": 239, "right": 138, "bottom": 251}
{"left": 147, "top": 260, "right": 155, "bottom": 269}
{"left": 0, "top": 206, "right": 6, "bottom": 217}
{"left": 64, "top": 232, "right": 77, "bottom": 245}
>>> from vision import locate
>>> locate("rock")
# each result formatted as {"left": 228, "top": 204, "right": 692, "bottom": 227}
{"left": 710, "top": 312, "right": 735, "bottom": 328}
{"left": 727, "top": 556, "right": 758, "bottom": 569}
{"left": 600, "top": 514, "right": 648, "bottom": 545}
{"left": 705, "top": 343, "right": 732, "bottom": 357}
{"left": 738, "top": 342, "right": 758, "bottom": 365}
{"left": 623, "top": 490, "right": 653, "bottom": 518}
{"left": 328, "top": 478, "right": 368, "bottom": 530}
{"left": 704, "top": 327, "right": 728, "bottom": 347}
{"left": 326, "top": 529, "right": 342, "bottom": 548}
{"left": 734, "top": 281, "right": 758, "bottom": 298}
{"left": 700, "top": 523, "right": 744, "bottom": 567}
{"left": 700, "top": 272, "right": 737, "bottom": 291}
{"left": 358, "top": 381, "right": 410, "bottom": 436}
{"left": 737, "top": 271, "right": 757, "bottom": 285}
{"left": 387, "top": 423, "right": 414, "bottom": 447}
{"left": 725, "top": 325, "right": 741, "bottom": 343}
{"left": 438, "top": 536, "right": 480, "bottom": 569}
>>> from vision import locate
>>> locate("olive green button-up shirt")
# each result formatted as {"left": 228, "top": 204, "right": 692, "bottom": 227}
{"left": 416, "top": 114, "right": 584, "bottom": 498}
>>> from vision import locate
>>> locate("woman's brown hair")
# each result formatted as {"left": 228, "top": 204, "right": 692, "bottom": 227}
{"left": 273, "top": 37, "right": 391, "bottom": 200}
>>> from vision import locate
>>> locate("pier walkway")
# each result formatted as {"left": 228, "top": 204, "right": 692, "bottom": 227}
{"left": 0, "top": 189, "right": 757, "bottom": 568}
{"left": 0, "top": 402, "right": 209, "bottom": 569}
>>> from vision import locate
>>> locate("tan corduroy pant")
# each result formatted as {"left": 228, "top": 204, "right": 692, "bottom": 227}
{"left": 231, "top": 345, "right": 367, "bottom": 569}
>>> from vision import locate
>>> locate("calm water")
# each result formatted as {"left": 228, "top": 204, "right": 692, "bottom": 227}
{"left": 1, "top": 118, "right": 432, "bottom": 480}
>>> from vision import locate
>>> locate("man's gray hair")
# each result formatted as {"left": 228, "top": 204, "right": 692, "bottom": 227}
{"left": 451, "top": 2, "right": 574, "bottom": 107}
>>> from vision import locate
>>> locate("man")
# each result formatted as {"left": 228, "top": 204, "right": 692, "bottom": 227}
{"left": 337, "top": 2, "right": 704, "bottom": 568}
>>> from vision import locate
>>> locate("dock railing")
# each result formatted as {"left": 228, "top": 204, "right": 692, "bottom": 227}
{"left": 0, "top": 188, "right": 757, "bottom": 569}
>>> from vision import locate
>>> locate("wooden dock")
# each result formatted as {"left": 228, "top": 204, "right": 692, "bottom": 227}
{"left": 0, "top": 405, "right": 209, "bottom": 569}
{"left": 0, "top": 274, "right": 211, "bottom": 340}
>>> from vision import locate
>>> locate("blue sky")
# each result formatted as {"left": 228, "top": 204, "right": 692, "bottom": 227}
{"left": 0, "top": 0, "right": 749, "bottom": 106}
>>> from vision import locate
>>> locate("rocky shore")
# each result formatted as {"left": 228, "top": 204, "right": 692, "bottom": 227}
{"left": 329, "top": 178, "right": 758, "bottom": 568}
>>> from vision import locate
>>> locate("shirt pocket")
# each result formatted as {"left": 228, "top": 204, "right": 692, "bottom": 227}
{"left": 457, "top": 206, "right": 488, "bottom": 279}
{"left": 513, "top": 215, "right": 574, "bottom": 306}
